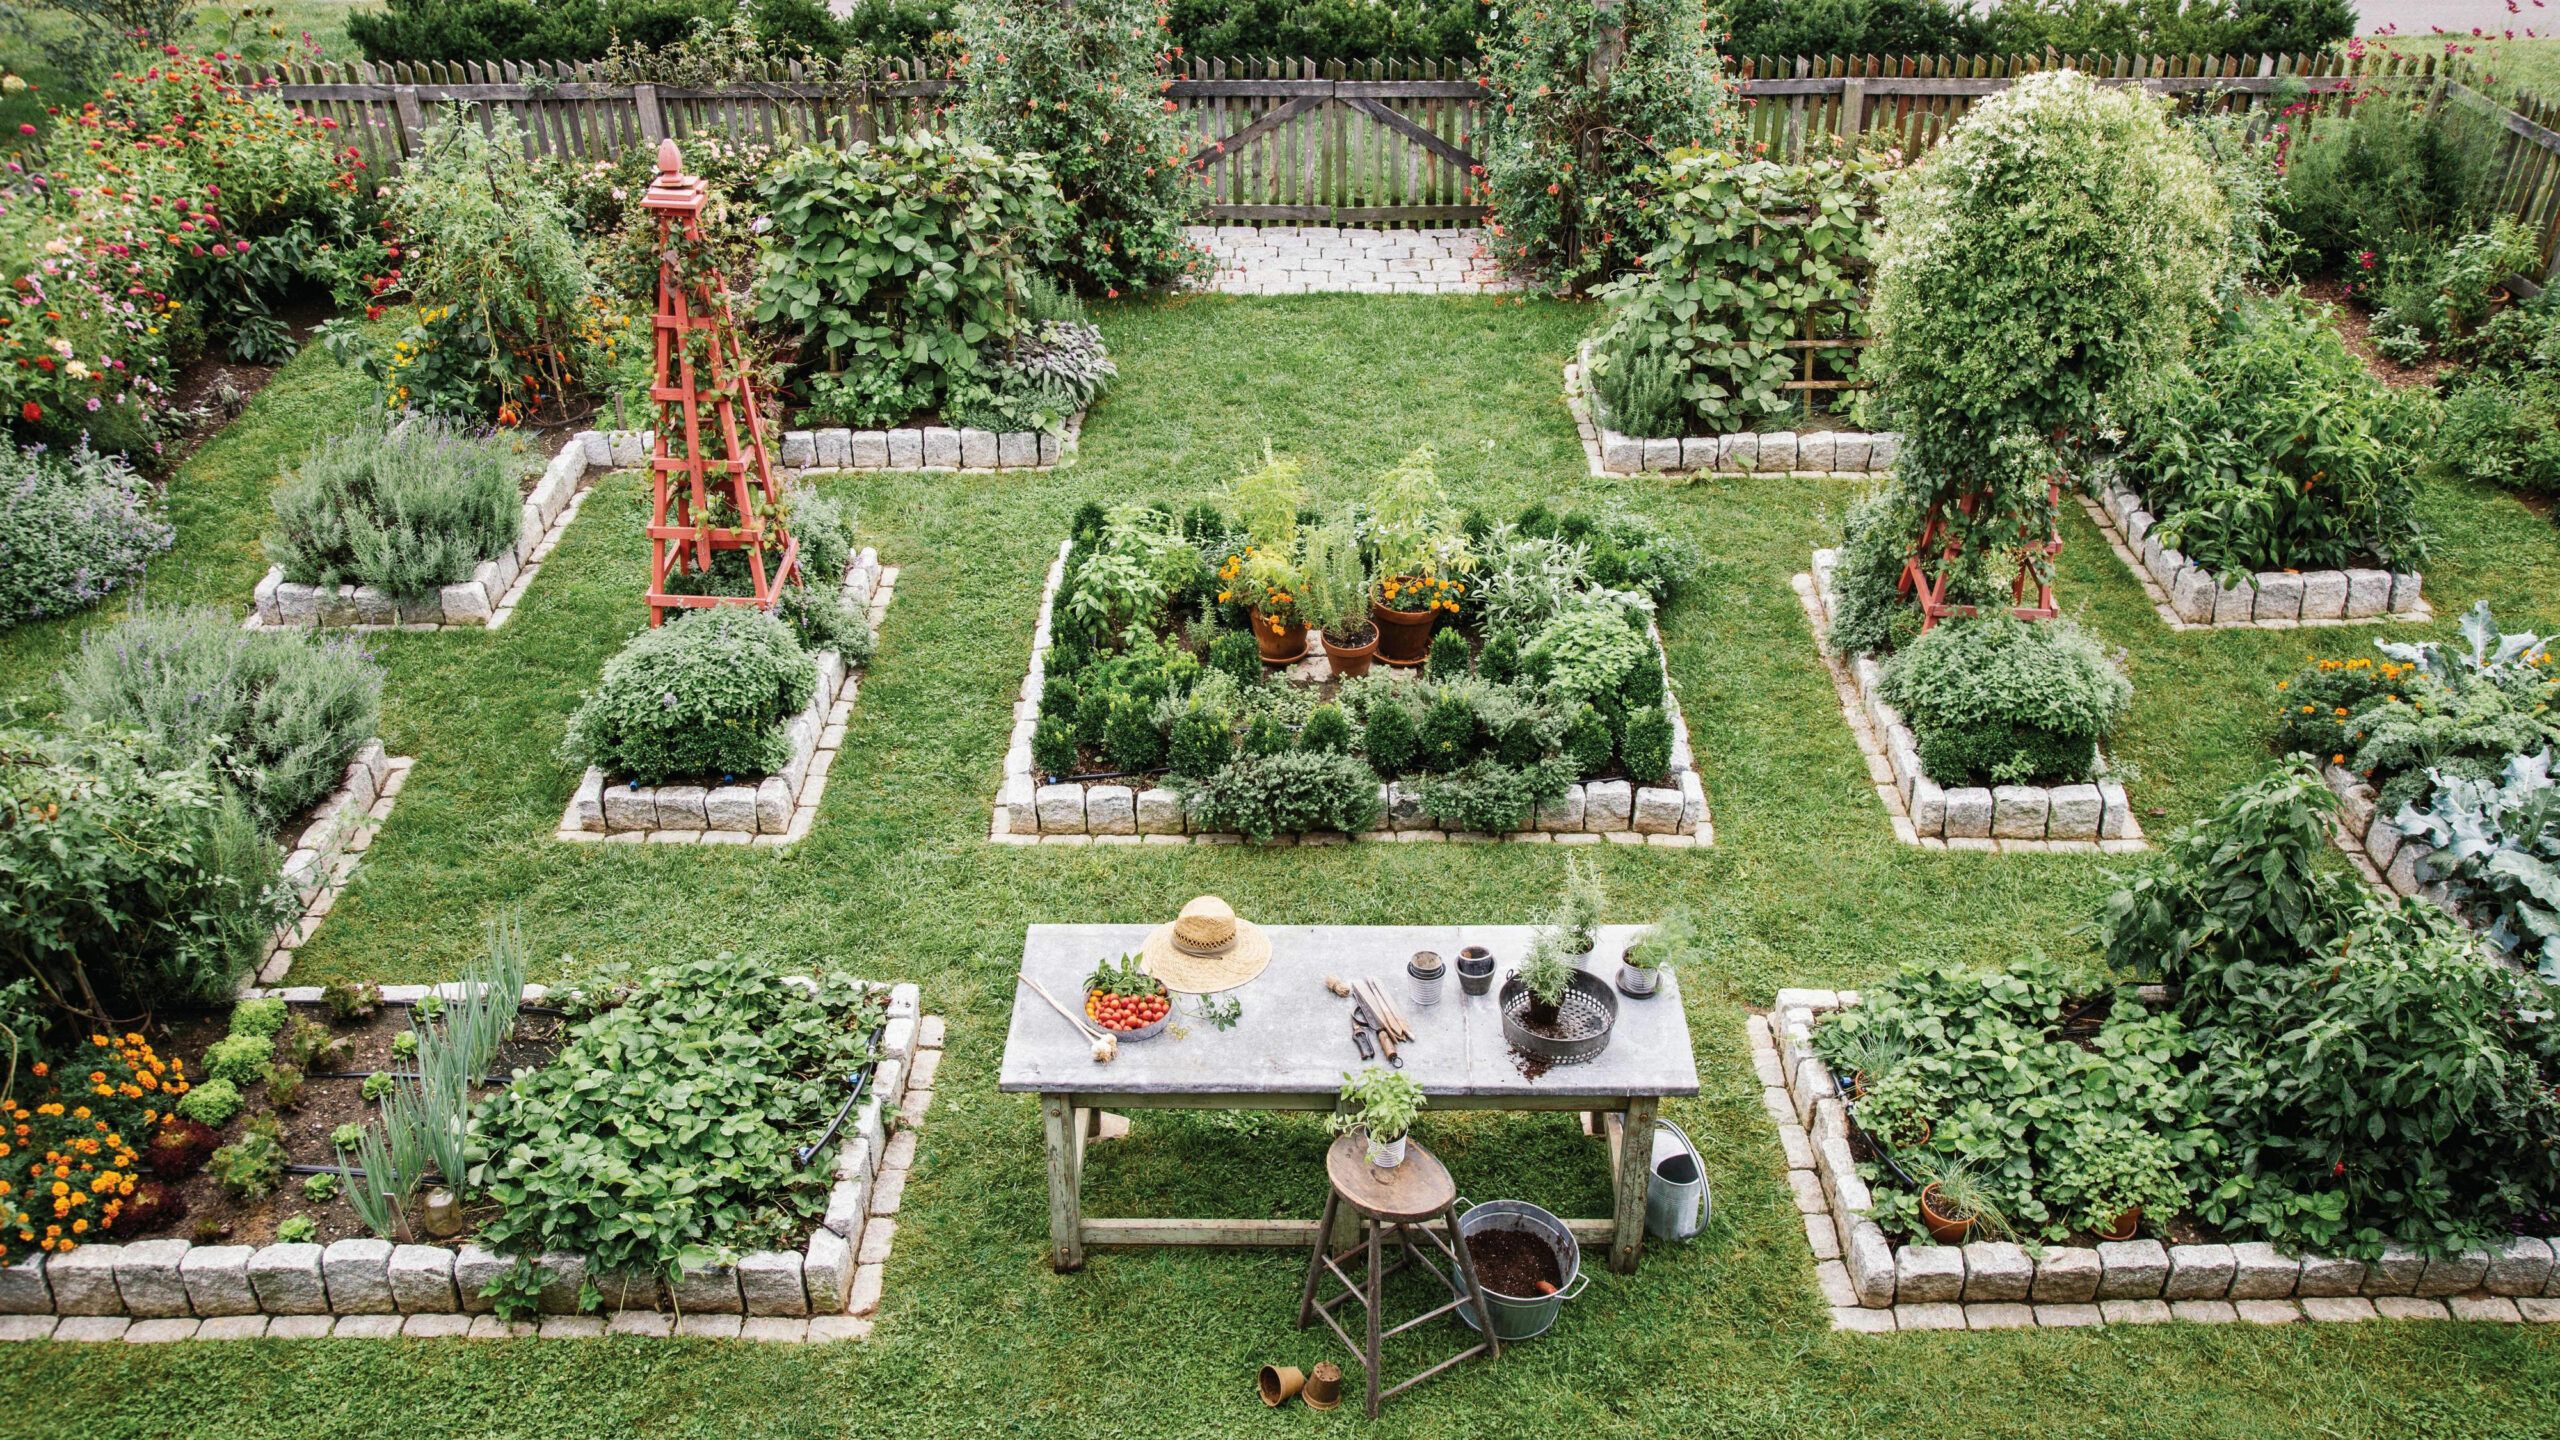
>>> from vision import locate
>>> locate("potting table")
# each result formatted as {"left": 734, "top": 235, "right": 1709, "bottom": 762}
{"left": 998, "top": 924, "right": 1701, "bottom": 1275}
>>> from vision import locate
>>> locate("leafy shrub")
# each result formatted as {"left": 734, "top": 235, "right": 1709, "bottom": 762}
{"left": 1621, "top": 704, "right": 1675, "bottom": 784}
{"left": 1868, "top": 69, "right": 2226, "bottom": 613}
{"left": 2276, "top": 91, "right": 2502, "bottom": 276}
{"left": 1721, "top": 0, "right": 1988, "bottom": 57}
{"left": 1165, "top": 698, "right": 1234, "bottom": 780}
{"left": 1590, "top": 147, "right": 1887, "bottom": 436}
{"left": 2396, "top": 751, "right": 2560, "bottom": 981}
{"left": 1184, "top": 751, "right": 1383, "bottom": 841}
{"left": 0, "top": 442, "right": 172, "bottom": 627}
{"left": 955, "top": 321, "right": 1115, "bottom": 434}
{"left": 955, "top": 0, "right": 1203, "bottom": 296}
{"left": 58, "top": 606, "right": 385, "bottom": 829}
{"left": 1522, "top": 599, "right": 1654, "bottom": 708}
{"left": 1414, "top": 757, "right": 1574, "bottom": 833}
{"left": 1880, "top": 617, "right": 2130, "bottom": 786}
{"left": 1425, "top": 628, "right": 1471, "bottom": 681}
{"left": 353, "top": 0, "right": 730, "bottom": 62}
{"left": 560, "top": 608, "right": 817, "bottom": 785}
{"left": 474, "top": 955, "right": 887, "bottom": 1280}
{"left": 1300, "top": 704, "right": 1354, "bottom": 756}
{"left": 1981, "top": 0, "right": 2353, "bottom": 56}
{"left": 1167, "top": 0, "right": 1480, "bottom": 62}
{"left": 1591, "top": 340, "right": 1687, "bottom": 440}
{"left": 268, "top": 420, "right": 521, "bottom": 596}
{"left": 173, "top": 1078, "right": 244, "bottom": 1128}
{"left": 1474, "top": 0, "right": 1747, "bottom": 291}
{"left": 350, "top": 109, "right": 602, "bottom": 424}
{"left": 2434, "top": 374, "right": 2560, "bottom": 499}
{"left": 1363, "top": 693, "right": 1420, "bottom": 775}
{"left": 2115, "top": 291, "right": 2432, "bottom": 574}
{"left": 756, "top": 131, "right": 1066, "bottom": 426}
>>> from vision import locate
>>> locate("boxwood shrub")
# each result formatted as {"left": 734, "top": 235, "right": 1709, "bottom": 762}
{"left": 561, "top": 607, "right": 817, "bottom": 785}
{"left": 1879, "top": 616, "right": 2130, "bottom": 786}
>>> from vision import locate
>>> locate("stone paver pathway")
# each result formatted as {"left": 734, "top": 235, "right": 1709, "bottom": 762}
{"left": 1184, "top": 225, "right": 1520, "bottom": 295}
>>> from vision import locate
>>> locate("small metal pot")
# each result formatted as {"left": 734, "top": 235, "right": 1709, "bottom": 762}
{"left": 1455, "top": 946, "right": 1496, "bottom": 997}
{"left": 1406, "top": 950, "right": 1445, "bottom": 1008}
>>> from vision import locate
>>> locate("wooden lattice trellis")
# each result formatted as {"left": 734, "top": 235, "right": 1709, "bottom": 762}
{"left": 1896, "top": 480, "right": 2065, "bottom": 631}
{"left": 642, "top": 139, "right": 797, "bottom": 626}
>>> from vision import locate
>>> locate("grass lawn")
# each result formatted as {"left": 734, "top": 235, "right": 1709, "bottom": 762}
{"left": 4, "top": 293, "right": 2560, "bottom": 1436}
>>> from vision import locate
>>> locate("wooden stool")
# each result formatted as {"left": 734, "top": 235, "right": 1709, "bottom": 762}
{"left": 1296, "top": 1135, "right": 1499, "bottom": 1418}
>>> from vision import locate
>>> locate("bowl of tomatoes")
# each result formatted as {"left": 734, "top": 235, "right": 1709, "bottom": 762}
{"left": 1085, "top": 953, "right": 1172, "bottom": 1041}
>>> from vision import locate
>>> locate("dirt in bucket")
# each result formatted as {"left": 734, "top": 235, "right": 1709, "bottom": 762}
{"left": 1468, "top": 1228, "right": 1565, "bottom": 1297}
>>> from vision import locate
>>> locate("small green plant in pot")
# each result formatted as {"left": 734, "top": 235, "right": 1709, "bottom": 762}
{"left": 1515, "top": 932, "right": 1577, "bottom": 1030}
{"left": 1622, "top": 906, "right": 1705, "bottom": 999}
{"left": 1333, "top": 1066, "right": 1426, "bottom": 1168}
{"left": 1909, "top": 1154, "right": 2008, "bottom": 1246}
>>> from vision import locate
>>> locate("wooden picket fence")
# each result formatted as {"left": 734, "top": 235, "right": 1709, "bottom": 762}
{"left": 237, "top": 49, "right": 2560, "bottom": 272}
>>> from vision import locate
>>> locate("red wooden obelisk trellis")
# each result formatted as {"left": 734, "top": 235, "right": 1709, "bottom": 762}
{"left": 641, "top": 139, "right": 796, "bottom": 626}
{"left": 1896, "top": 480, "right": 2065, "bottom": 632}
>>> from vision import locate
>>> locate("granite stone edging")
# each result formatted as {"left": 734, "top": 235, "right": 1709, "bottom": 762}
{"left": 555, "top": 551, "right": 895, "bottom": 847}
{"left": 251, "top": 429, "right": 647, "bottom": 633}
{"left": 0, "top": 986, "right": 937, "bottom": 1344}
{"left": 777, "top": 412, "right": 1081, "bottom": 477}
{"left": 1565, "top": 341, "right": 1897, "bottom": 480}
{"left": 254, "top": 740, "right": 414, "bottom": 988}
{"left": 2079, "top": 482, "right": 2429, "bottom": 631}
{"left": 1756, "top": 990, "right": 2560, "bottom": 1332}
{"left": 987, "top": 540, "right": 1716, "bottom": 849}
{"left": 1796, "top": 551, "right": 2145, "bottom": 852}
{"left": 2318, "top": 762, "right": 2461, "bottom": 915}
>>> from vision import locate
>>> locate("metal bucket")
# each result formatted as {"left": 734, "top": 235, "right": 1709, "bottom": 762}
{"left": 1644, "top": 1119, "right": 1710, "bottom": 1242}
{"left": 1451, "top": 1198, "right": 1589, "bottom": 1340}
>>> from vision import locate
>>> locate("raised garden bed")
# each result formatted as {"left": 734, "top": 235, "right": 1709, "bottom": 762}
{"left": 556, "top": 550, "right": 895, "bottom": 845}
{"left": 2319, "top": 761, "right": 2457, "bottom": 910}
{"left": 2079, "top": 482, "right": 2429, "bottom": 631}
{"left": 1796, "top": 552, "right": 2142, "bottom": 852}
{"left": 779, "top": 417, "right": 1081, "bottom": 477}
{"left": 255, "top": 740, "right": 415, "bottom": 988}
{"left": 250, "top": 430, "right": 646, "bottom": 632}
{"left": 990, "top": 537, "right": 1714, "bottom": 848}
{"left": 0, "top": 979, "right": 933, "bottom": 1342}
{"left": 1757, "top": 989, "right": 2560, "bottom": 1332}
{"left": 1565, "top": 343, "right": 1898, "bottom": 479}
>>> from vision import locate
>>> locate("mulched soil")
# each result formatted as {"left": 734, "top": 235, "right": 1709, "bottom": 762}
{"left": 150, "top": 1002, "right": 564, "bottom": 1249}
{"left": 1467, "top": 1227, "right": 1564, "bottom": 1297}
{"left": 2297, "top": 278, "right": 2459, "bottom": 391}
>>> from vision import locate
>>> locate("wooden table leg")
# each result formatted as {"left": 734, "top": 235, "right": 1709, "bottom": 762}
{"left": 1042, "top": 1093, "right": 1085, "bottom": 1272}
{"left": 1609, "top": 1096, "right": 1658, "bottom": 1274}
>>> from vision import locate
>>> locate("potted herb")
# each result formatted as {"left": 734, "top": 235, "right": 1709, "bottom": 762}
{"left": 2057, "top": 1122, "right": 2185, "bottom": 1243}
{"left": 1818, "top": 1024, "right": 1908, "bottom": 1100}
{"left": 1360, "top": 446, "right": 1469, "bottom": 667}
{"left": 1621, "top": 907, "right": 1704, "bottom": 1000}
{"left": 1219, "top": 445, "right": 1310, "bottom": 664}
{"left": 1911, "top": 1156, "right": 2007, "bottom": 1246}
{"left": 1550, "top": 853, "right": 1605, "bottom": 961}
{"left": 1332, "top": 1065, "right": 1426, "bottom": 1168}
{"left": 1299, "top": 518, "right": 1376, "bottom": 678}
{"left": 1516, "top": 933, "right": 1575, "bottom": 1030}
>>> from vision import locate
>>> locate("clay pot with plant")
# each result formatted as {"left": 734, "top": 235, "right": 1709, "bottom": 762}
{"left": 1299, "top": 518, "right": 1376, "bottom": 678}
{"left": 1361, "top": 445, "right": 1470, "bottom": 666}
{"left": 1332, "top": 1065, "right": 1426, "bottom": 1168}
{"left": 1913, "top": 1157, "right": 2006, "bottom": 1246}
{"left": 1220, "top": 446, "right": 1312, "bottom": 664}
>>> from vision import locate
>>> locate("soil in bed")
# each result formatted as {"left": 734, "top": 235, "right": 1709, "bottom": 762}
{"left": 1468, "top": 1227, "right": 1565, "bottom": 1296}
{"left": 2297, "top": 278, "right": 2459, "bottom": 391}
{"left": 154, "top": 1002, "right": 565, "bottom": 1249}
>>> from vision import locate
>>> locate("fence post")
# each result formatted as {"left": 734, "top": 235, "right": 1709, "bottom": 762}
{"left": 1838, "top": 76, "right": 1865, "bottom": 142}
{"left": 392, "top": 84, "right": 426, "bottom": 154}
{"left": 633, "top": 83, "right": 665, "bottom": 145}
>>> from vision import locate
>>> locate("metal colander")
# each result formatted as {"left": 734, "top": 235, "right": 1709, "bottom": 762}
{"left": 1498, "top": 971, "right": 1621, "bottom": 1065}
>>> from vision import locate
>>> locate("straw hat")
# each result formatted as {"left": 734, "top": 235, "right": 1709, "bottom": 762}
{"left": 1139, "top": 896, "right": 1272, "bottom": 994}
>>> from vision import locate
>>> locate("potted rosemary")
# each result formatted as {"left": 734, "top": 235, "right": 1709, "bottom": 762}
{"left": 1333, "top": 1066, "right": 1426, "bottom": 1168}
{"left": 1299, "top": 518, "right": 1376, "bottom": 678}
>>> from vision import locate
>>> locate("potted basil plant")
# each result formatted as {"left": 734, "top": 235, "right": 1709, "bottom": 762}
{"left": 1332, "top": 1065, "right": 1426, "bottom": 1168}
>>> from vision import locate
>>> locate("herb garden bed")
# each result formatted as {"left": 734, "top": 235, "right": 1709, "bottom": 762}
{"left": 256, "top": 740, "right": 415, "bottom": 987}
{"left": 1756, "top": 989, "right": 2560, "bottom": 1332}
{"left": 991, "top": 535, "right": 1714, "bottom": 848}
{"left": 2078, "top": 484, "right": 2429, "bottom": 631}
{"left": 250, "top": 430, "right": 646, "bottom": 632}
{"left": 1796, "top": 553, "right": 2142, "bottom": 851}
{"left": 778, "top": 418, "right": 1081, "bottom": 477}
{"left": 1565, "top": 344, "right": 1897, "bottom": 479}
{"left": 556, "top": 551, "right": 894, "bottom": 844}
{"left": 0, "top": 977, "right": 935, "bottom": 1342}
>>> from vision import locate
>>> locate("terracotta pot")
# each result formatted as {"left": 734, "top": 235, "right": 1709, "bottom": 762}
{"left": 2095, "top": 1207, "right": 2142, "bottom": 1242}
{"left": 1303, "top": 1362, "right": 1344, "bottom": 1411}
{"left": 1258, "top": 1364, "right": 1305, "bottom": 1407}
{"left": 1322, "top": 623, "right": 1379, "bottom": 679}
{"left": 1372, "top": 599, "right": 1436, "bottom": 666}
{"left": 1918, "top": 1183, "right": 1976, "bottom": 1245}
{"left": 1253, "top": 614, "right": 1308, "bottom": 665}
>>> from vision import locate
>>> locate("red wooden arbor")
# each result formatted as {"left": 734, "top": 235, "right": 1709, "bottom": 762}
{"left": 1895, "top": 481, "right": 2065, "bottom": 631}
{"left": 642, "top": 139, "right": 797, "bottom": 626}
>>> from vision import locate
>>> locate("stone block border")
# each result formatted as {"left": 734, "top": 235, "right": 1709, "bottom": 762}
{"left": 2320, "top": 762, "right": 2461, "bottom": 915}
{"left": 0, "top": 986, "right": 939, "bottom": 1344}
{"left": 987, "top": 541, "right": 1715, "bottom": 849}
{"left": 1756, "top": 988, "right": 2560, "bottom": 1332}
{"left": 254, "top": 740, "right": 414, "bottom": 988}
{"left": 250, "top": 430, "right": 647, "bottom": 633}
{"left": 1796, "top": 552, "right": 2144, "bottom": 852}
{"left": 1564, "top": 342, "right": 1897, "bottom": 480}
{"left": 778, "top": 414, "right": 1080, "bottom": 477}
{"left": 2078, "top": 483, "right": 2429, "bottom": 631}
{"left": 555, "top": 552, "right": 895, "bottom": 846}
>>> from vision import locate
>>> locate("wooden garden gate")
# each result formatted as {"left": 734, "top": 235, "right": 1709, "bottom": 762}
{"left": 1170, "top": 64, "right": 1481, "bottom": 225}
